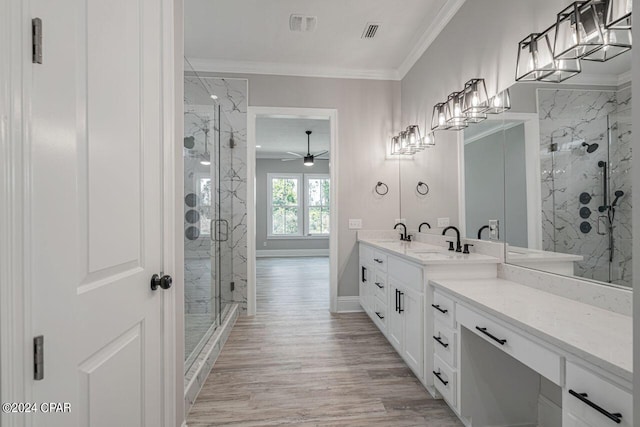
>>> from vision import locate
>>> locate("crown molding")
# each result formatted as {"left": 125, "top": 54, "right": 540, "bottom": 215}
{"left": 186, "top": 57, "right": 400, "bottom": 81}
{"left": 396, "top": 0, "right": 467, "bottom": 79}
{"left": 565, "top": 72, "right": 629, "bottom": 87}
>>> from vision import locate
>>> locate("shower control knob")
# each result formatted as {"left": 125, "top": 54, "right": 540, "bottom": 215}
{"left": 150, "top": 274, "right": 173, "bottom": 291}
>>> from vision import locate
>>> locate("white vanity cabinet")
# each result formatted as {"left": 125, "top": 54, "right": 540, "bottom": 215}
{"left": 430, "top": 279, "right": 633, "bottom": 427}
{"left": 359, "top": 243, "right": 424, "bottom": 380}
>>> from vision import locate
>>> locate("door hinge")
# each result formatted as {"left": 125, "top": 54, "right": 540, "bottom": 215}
{"left": 230, "top": 281, "right": 235, "bottom": 292}
{"left": 34, "top": 335, "right": 44, "bottom": 380}
{"left": 32, "top": 18, "right": 43, "bottom": 64}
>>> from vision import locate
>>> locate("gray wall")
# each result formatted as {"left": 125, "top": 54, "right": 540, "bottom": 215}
{"left": 256, "top": 158, "right": 330, "bottom": 251}
{"left": 201, "top": 72, "right": 401, "bottom": 297}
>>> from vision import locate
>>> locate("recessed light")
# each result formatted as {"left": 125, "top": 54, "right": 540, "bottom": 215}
{"left": 256, "top": 145, "right": 262, "bottom": 148}
{"left": 210, "top": 94, "right": 218, "bottom": 100}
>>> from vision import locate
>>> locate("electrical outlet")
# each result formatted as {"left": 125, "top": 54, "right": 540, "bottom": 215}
{"left": 489, "top": 219, "right": 499, "bottom": 240}
{"left": 394, "top": 218, "right": 406, "bottom": 224}
{"left": 437, "top": 217, "right": 450, "bottom": 227}
{"left": 349, "top": 219, "right": 362, "bottom": 229}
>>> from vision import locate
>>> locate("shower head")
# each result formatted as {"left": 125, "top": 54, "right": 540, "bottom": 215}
{"left": 612, "top": 190, "right": 625, "bottom": 207}
{"left": 581, "top": 141, "right": 599, "bottom": 153}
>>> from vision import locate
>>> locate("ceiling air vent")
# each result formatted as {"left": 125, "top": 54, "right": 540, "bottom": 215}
{"left": 289, "top": 14, "right": 317, "bottom": 32}
{"left": 361, "top": 22, "right": 381, "bottom": 39}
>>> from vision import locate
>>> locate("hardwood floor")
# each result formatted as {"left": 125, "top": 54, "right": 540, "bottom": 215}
{"left": 187, "top": 257, "right": 463, "bottom": 426}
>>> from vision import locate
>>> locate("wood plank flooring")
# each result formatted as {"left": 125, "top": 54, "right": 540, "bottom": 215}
{"left": 187, "top": 257, "right": 463, "bottom": 426}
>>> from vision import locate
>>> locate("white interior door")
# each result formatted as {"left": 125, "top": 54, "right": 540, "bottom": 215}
{"left": 29, "top": 0, "right": 168, "bottom": 426}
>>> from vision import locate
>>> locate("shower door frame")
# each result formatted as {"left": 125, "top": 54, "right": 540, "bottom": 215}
{"left": 246, "top": 106, "right": 339, "bottom": 315}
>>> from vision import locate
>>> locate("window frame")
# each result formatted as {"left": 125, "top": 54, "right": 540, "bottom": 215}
{"left": 304, "top": 174, "right": 330, "bottom": 236}
{"left": 267, "top": 173, "right": 304, "bottom": 238}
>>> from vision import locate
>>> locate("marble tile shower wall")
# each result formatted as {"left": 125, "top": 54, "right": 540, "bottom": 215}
{"left": 538, "top": 88, "right": 632, "bottom": 287}
{"left": 185, "top": 77, "right": 248, "bottom": 313}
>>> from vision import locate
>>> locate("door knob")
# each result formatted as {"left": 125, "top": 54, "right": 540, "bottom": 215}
{"left": 150, "top": 274, "right": 173, "bottom": 291}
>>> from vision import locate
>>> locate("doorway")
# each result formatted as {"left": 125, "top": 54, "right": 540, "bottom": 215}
{"left": 247, "top": 108, "right": 338, "bottom": 315}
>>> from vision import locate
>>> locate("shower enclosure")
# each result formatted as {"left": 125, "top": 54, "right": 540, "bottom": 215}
{"left": 539, "top": 88, "right": 632, "bottom": 287}
{"left": 183, "top": 77, "right": 236, "bottom": 370}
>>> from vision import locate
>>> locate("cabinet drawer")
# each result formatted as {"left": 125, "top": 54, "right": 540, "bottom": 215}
{"left": 373, "top": 272, "right": 387, "bottom": 305}
{"left": 564, "top": 362, "right": 632, "bottom": 427}
{"left": 433, "top": 354, "right": 456, "bottom": 406}
{"left": 372, "top": 250, "right": 388, "bottom": 272}
{"left": 372, "top": 299, "right": 387, "bottom": 332}
{"left": 432, "top": 291, "right": 455, "bottom": 328}
{"left": 456, "top": 304, "right": 562, "bottom": 385}
{"left": 433, "top": 319, "right": 456, "bottom": 368}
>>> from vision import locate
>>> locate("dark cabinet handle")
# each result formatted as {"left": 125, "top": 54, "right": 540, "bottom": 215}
{"left": 433, "top": 370, "right": 448, "bottom": 386}
{"left": 375, "top": 312, "right": 384, "bottom": 320}
{"left": 395, "top": 289, "right": 399, "bottom": 312}
{"left": 374, "top": 258, "right": 383, "bottom": 264}
{"left": 398, "top": 291, "right": 404, "bottom": 313}
{"left": 432, "top": 304, "right": 448, "bottom": 314}
{"left": 433, "top": 335, "right": 449, "bottom": 348}
{"left": 375, "top": 282, "right": 384, "bottom": 289}
{"left": 475, "top": 327, "right": 507, "bottom": 345}
{"left": 361, "top": 266, "right": 367, "bottom": 283}
{"left": 569, "top": 390, "right": 622, "bottom": 424}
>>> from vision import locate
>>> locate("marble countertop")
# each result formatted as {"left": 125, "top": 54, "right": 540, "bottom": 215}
{"left": 358, "top": 237, "right": 500, "bottom": 266}
{"left": 506, "top": 246, "right": 584, "bottom": 262}
{"left": 430, "top": 278, "right": 632, "bottom": 382}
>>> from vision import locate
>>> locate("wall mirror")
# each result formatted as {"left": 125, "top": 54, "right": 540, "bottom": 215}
{"left": 501, "top": 53, "right": 632, "bottom": 288}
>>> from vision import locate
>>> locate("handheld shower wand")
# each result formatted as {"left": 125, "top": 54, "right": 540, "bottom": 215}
{"left": 612, "top": 190, "right": 624, "bottom": 207}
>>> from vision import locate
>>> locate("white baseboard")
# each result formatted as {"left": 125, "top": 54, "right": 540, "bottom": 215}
{"left": 538, "top": 395, "right": 562, "bottom": 427}
{"left": 336, "top": 296, "right": 363, "bottom": 313}
{"left": 256, "top": 249, "right": 329, "bottom": 258}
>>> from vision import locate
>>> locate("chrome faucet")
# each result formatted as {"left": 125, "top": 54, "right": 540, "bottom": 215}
{"left": 394, "top": 222, "right": 411, "bottom": 241}
{"left": 442, "top": 226, "right": 462, "bottom": 252}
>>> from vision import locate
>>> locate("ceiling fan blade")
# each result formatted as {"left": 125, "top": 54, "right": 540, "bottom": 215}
{"left": 286, "top": 151, "right": 304, "bottom": 158}
{"left": 315, "top": 158, "right": 330, "bottom": 161}
{"left": 313, "top": 150, "right": 329, "bottom": 157}
{"left": 280, "top": 158, "right": 298, "bottom": 161}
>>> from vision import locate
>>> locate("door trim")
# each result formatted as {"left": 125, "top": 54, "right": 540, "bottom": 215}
{"left": 247, "top": 106, "right": 339, "bottom": 315}
{"left": 0, "top": 1, "right": 32, "bottom": 425}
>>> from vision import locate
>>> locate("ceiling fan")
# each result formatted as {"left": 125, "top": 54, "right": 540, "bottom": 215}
{"left": 281, "top": 130, "right": 329, "bottom": 166}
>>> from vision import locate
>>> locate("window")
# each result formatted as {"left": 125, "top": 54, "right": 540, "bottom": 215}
{"left": 267, "top": 173, "right": 331, "bottom": 238}
{"left": 196, "top": 174, "right": 212, "bottom": 235}
{"left": 305, "top": 174, "right": 330, "bottom": 235}
{"left": 268, "top": 173, "right": 303, "bottom": 236}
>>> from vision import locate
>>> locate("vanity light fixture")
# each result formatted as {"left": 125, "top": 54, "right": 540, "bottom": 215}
{"left": 554, "top": 1, "right": 605, "bottom": 60}
{"left": 515, "top": 33, "right": 556, "bottom": 81}
{"left": 431, "top": 102, "right": 451, "bottom": 131}
{"left": 406, "top": 125, "right": 422, "bottom": 151}
{"left": 537, "top": 25, "right": 582, "bottom": 82}
{"left": 485, "top": 89, "right": 511, "bottom": 114}
{"left": 420, "top": 131, "right": 436, "bottom": 148}
{"left": 390, "top": 135, "right": 402, "bottom": 155}
{"left": 446, "top": 91, "right": 468, "bottom": 130}
{"left": 606, "top": 0, "right": 632, "bottom": 28}
{"left": 583, "top": 0, "right": 632, "bottom": 61}
{"left": 462, "top": 79, "right": 489, "bottom": 114}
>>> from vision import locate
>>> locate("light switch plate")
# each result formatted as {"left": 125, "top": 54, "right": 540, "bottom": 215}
{"left": 437, "top": 217, "right": 450, "bottom": 227}
{"left": 489, "top": 219, "right": 499, "bottom": 240}
{"left": 349, "top": 219, "right": 362, "bottom": 229}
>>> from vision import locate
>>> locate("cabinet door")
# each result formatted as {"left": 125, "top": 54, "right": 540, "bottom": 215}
{"left": 387, "top": 283, "right": 403, "bottom": 352}
{"left": 402, "top": 286, "right": 424, "bottom": 378}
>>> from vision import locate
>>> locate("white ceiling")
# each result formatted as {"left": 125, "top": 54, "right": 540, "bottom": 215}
{"left": 184, "top": 0, "right": 464, "bottom": 80}
{"left": 256, "top": 117, "right": 330, "bottom": 159}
